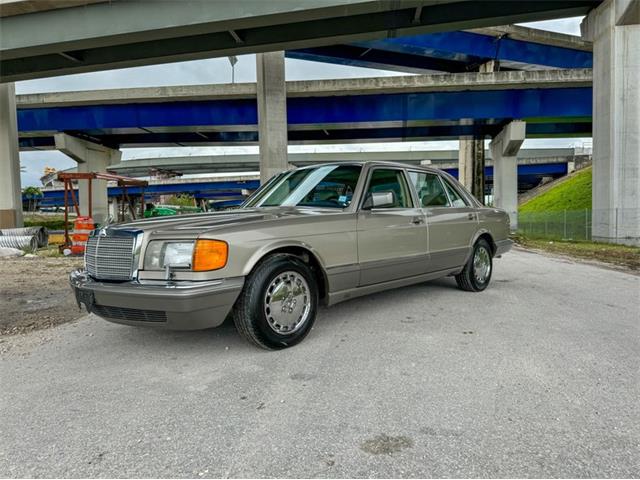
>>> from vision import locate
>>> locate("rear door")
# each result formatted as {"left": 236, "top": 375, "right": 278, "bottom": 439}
{"left": 357, "top": 168, "right": 428, "bottom": 286}
{"left": 407, "top": 171, "right": 478, "bottom": 271}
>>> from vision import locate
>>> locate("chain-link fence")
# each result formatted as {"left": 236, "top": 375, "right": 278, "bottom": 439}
{"left": 518, "top": 209, "right": 640, "bottom": 242}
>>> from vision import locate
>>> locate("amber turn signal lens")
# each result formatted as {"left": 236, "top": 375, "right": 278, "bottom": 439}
{"left": 192, "top": 239, "right": 228, "bottom": 271}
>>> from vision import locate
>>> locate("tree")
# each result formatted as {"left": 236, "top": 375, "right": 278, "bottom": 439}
{"left": 23, "top": 186, "right": 43, "bottom": 212}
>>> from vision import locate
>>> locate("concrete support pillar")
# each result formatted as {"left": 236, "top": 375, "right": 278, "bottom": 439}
{"left": 458, "top": 137, "right": 485, "bottom": 202}
{"left": 489, "top": 121, "right": 526, "bottom": 230}
{"left": 457, "top": 60, "right": 497, "bottom": 203}
{"left": 0, "top": 83, "right": 23, "bottom": 228}
{"left": 256, "top": 51, "right": 288, "bottom": 184}
{"left": 54, "top": 133, "right": 121, "bottom": 225}
{"left": 582, "top": 0, "right": 640, "bottom": 245}
{"left": 108, "top": 200, "right": 119, "bottom": 222}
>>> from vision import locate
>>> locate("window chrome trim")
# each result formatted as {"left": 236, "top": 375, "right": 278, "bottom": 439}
{"left": 436, "top": 175, "right": 455, "bottom": 208}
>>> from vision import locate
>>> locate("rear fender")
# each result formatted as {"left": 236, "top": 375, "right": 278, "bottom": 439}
{"left": 463, "top": 228, "right": 495, "bottom": 264}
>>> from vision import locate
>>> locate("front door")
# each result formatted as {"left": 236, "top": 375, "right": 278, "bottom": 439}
{"left": 357, "top": 168, "right": 428, "bottom": 286}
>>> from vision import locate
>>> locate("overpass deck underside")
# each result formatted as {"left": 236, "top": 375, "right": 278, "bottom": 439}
{"left": 287, "top": 25, "right": 593, "bottom": 74}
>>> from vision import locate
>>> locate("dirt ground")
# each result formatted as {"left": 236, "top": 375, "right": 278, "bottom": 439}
{"left": 0, "top": 256, "right": 83, "bottom": 335}
{"left": 514, "top": 236, "right": 640, "bottom": 272}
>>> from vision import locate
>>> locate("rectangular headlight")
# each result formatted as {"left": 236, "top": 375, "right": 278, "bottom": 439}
{"left": 144, "top": 241, "right": 194, "bottom": 270}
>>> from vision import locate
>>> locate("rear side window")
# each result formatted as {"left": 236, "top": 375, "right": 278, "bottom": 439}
{"left": 408, "top": 171, "right": 449, "bottom": 207}
{"left": 442, "top": 178, "right": 468, "bottom": 207}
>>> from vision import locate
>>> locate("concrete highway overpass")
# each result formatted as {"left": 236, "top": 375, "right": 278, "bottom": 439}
{"left": 34, "top": 148, "right": 584, "bottom": 209}
{"left": 1, "top": 0, "right": 637, "bottom": 246}
{"left": 0, "top": 0, "right": 601, "bottom": 82}
{"left": 108, "top": 148, "right": 586, "bottom": 195}
{"left": 33, "top": 148, "right": 584, "bottom": 215}
{"left": 106, "top": 148, "right": 584, "bottom": 178}
{"left": 8, "top": 66, "right": 598, "bottom": 235}
{"left": 13, "top": 68, "right": 593, "bottom": 230}
{"left": 16, "top": 69, "right": 593, "bottom": 150}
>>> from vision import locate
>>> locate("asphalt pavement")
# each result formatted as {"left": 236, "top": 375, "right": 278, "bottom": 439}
{"left": 1, "top": 249, "right": 638, "bottom": 478}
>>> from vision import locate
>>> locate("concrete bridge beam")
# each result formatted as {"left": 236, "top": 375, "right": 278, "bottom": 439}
{"left": 490, "top": 120, "right": 526, "bottom": 230}
{"left": 582, "top": 0, "right": 640, "bottom": 246}
{"left": 0, "top": 82, "right": 22, "bottom": 228}
{"left": 54, "top": 133, "right": 121, "bottom": 225}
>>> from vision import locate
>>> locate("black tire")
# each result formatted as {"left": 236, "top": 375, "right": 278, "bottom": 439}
{"left": 455, "top": 238, "right": 493, "bottom": 292}
{"left": 233, "top": 254, "right": 318, "bottom": 349}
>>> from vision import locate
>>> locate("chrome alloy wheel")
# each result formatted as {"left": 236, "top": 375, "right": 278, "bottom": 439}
{"left": 473, "top": 246, "right": 492, "bottom": 284}
{"left": 263, "top": 271, "right": 312, "bottom": 335}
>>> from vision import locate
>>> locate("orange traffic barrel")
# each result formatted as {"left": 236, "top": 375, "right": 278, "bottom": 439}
{"left": 70, "top": 216, "right": 95, "bottom": 255}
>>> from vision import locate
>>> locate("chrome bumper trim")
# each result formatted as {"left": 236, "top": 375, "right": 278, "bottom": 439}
{"left": 495, "top": 239, "right": 514, "bottom": 256}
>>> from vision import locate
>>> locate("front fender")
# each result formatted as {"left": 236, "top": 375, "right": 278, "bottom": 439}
{"left": 242, "top": 239, "right": 329, "bottom": 277}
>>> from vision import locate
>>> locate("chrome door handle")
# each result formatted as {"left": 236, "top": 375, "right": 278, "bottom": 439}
{"left": 411, "top": 216, "right": 425, "bottom": 225}
{"left": 467, "top": 213, "right": 475, "bottom": 220}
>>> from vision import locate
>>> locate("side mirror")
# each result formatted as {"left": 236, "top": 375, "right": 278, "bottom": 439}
{"left": 363, "top": 191, "right": 395, "bottom": 209}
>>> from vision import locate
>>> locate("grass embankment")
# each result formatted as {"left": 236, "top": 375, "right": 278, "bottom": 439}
{"left": 518, "top": 168, "right": 593, "bottom": 241}
{"left": 513, "top": 235, "right": 640, "bottom": 271}
{"left": 520, "top": 167, "right": 592, "bottom": 213}
{"left": 516, "top": 167, "right": 639, "bottom": 271}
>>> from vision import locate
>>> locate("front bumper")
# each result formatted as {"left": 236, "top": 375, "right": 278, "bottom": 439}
{"left": 70, "top": 269, "right": 244, "bottom": 330}
{"left": 495, "top": 238, "right": 514, "bottom": 256}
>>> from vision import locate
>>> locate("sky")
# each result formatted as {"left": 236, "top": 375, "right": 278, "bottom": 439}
{"left": 17, "top": 17, "right": 590, "bottom": 187}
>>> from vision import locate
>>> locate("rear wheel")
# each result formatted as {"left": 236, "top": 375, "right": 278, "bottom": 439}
{"left": 455, "top": 238, "right": 493, "bottom": 292}
{"left": 233, "top": 254, "right": 318, "bottom": 349}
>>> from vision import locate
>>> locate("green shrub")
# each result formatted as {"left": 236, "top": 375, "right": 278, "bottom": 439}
{"left": 165, "top": 194, "right": 196, "bottom": 207}
{"left": 23, "top": 215, "right": 71, "bottom": 231}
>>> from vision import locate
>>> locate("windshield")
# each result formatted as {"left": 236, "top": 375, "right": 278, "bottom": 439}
{"left": 243, "top": 164, "right": 362, "bottom": 209}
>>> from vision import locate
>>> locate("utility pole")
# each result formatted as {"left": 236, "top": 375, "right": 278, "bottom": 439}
{"left": 228, "top": 56, "right": 238, "bottom": 84}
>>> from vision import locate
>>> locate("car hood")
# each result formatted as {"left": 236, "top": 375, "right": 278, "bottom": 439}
{"left": 104, "top": 207, "right": 338, "bottom": 235}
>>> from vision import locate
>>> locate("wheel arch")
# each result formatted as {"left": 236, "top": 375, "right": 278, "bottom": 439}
{"left": 243, "top": 241, "right": 329, "bottom": 303}
{"left": 476, "top": 231, "right": 497, "bottom": 255}
{"left": 464, "top": 229, "right": 497, "bottom": 264}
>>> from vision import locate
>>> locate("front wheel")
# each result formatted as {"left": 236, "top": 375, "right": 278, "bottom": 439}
{"left": 455, "top": 239, "right": 493, "bottom": 292}
{"left": 233, "top": 254, "right": 318, "bottom": 349}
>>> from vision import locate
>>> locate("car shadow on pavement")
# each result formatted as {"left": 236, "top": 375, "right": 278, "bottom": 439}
{"left": 95, "top": 276, "right": 460, "bottom": 352}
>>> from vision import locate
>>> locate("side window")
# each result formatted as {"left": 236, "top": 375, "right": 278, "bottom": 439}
{"left": 442, "top": 178, "right": 468, "bottom": 208}
{"left": 298, "top": 165, "right": 361, "bottom": 208}
{"left": 365, "top": 169, "right": 413, "bottom": 208}
{"left": 408, "top": 171, "right": 449, "bottom": 207}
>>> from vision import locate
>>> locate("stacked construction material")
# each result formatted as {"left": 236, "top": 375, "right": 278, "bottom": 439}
{"left": 0, "top": 226, "right": 48, "bottom": 252}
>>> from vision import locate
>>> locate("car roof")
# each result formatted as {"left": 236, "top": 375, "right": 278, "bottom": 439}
{"left": 296, "top": 160, "right": 444, "bottom": 175}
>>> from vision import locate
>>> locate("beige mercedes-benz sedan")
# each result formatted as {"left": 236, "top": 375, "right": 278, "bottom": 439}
{"left": 70, "top": 162, "right": 512, "bottom": 349}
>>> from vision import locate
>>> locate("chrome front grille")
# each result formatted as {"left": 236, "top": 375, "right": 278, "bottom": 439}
{"left": 85, "top": 234, "right": 136, "bottom": 281}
